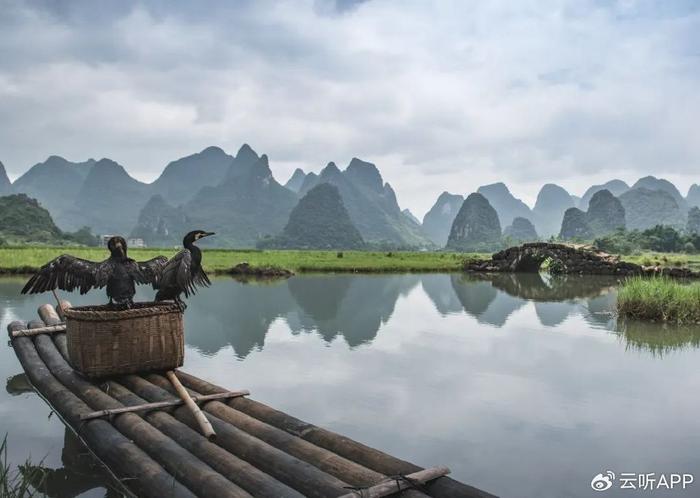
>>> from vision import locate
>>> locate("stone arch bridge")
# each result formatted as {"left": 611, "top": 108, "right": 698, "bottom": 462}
{"left": 466, "top": 242, "right": 642, "bottom": 276}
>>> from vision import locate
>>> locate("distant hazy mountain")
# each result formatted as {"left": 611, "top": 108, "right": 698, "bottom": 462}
{"left": 130, "top": 195, "right": 189, "bottom": 247}
{"left": 579, "top": 180, "right": 629, "bottom": 209}
{"left": 619, "top": 188, "right": 684, "bottom": 230}
{"left": 477, "top": 182, "right": 532, "bottom": 228}
{"left": 559, "top": 207, "right": 593, "bottom": 240}
{"left": 687, "top": 184, "right": 700, "bottom": 208}
{"left": 13, "top": 156, "right": 95, "bottom": 227}
{"left": 67, "top": 158, "right": 149, "bottom": 234}
{"left": 687, "top": 207, "right": 700, "bottom": 234}
{"left": 298, "top": 172, "right": 319, "bottom": 193}
{"left": 532, "top": 184, "right": 574, "bottom": 237}
{"left": 422, "top": 192, "right": 464, "bottom": 246}
{"left": 587, "top": 189, "right": 625, "bottom": 237}
{"left": 447, "top": 193, "right": 502, "bottom": 251}
{"left": 0, "top": 161, "right": 12, "bottom": 196}
{"left": 260, "top": 183, "right": 364, "bottom": 249}
{"left": 300, "top": 159, "right": 429, "bottom": 247}
{"left": 402, "top": 208, "right": 420, "bottom": 225}
{"left": 631, "top": 176, "right": 686, "bottom": 211}
{"left": 284, "top": 168, "right": 307, "bottom": 193}
{"left": 183, "top": 154, "right": 299, "bottom": 247}
{"left": 223, "top": 143, "right": 260, "bottom": 181}
{"left": 503, "top": 216, "right": 538, "bottom": 242}
{"left": 150, "top": 146, "right": 233, "bottom": 205}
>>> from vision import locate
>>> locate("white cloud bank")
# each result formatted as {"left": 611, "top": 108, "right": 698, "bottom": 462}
{"left": 0, "top": 0, "right": 698, "bottom": 216}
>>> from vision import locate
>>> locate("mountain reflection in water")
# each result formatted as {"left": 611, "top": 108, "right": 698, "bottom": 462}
{"left": 185, "top": 273, "right": 628, "bottom": 357}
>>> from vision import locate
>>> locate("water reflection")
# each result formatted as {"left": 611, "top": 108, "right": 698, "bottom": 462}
{"left": 617, "top": 319, "right": 700, "bottom": 356}
{"left": 4, "top": 373, "right": 122, "bottom": 497}
{"left": 186, "top": 273, "right": 700, "bottom": 357}
{"left": 4, "top": 273, "right": 700, "bottom": 498}
{"left": 18, "top": 428, "right": 123, "bottom": 498}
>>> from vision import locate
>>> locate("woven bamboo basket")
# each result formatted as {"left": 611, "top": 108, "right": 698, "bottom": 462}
{"left": 64, "top": 302, "right": 184, "bottom": 379}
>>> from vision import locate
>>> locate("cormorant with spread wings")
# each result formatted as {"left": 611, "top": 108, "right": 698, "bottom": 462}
{"left": 154, "top": 230, "right": 214, "bottom": 310}
{"left": 21, "top": 236, "right": 167, "bottom": 308}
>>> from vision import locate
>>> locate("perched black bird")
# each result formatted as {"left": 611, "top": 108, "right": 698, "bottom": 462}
{"left": 154, "top": 230, "right": 214, "bottom": 309}
{"left": 22, "top": 236, "right": 167, "bottom": 308}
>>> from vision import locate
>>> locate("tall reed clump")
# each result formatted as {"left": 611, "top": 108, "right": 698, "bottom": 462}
{"left": 0, "top": 435, "right": 46, "bottom": 497}
{"left": 617, "top": 276, "right": 700, "bottom": 323}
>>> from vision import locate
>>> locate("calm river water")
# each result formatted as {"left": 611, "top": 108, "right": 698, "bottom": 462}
{"left": 1, "top": 273, "right": 699, "bottom": 498}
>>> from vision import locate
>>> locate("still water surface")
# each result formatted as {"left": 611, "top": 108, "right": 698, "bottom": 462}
{"left": 1, "top": 273, "right": 699, "bottom": 498}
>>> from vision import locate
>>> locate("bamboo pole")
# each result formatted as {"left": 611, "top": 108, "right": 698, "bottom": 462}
{"left": 31, "top": 333, "right": 244, "bottom": 498}
{"left": 166, "top": 370, "right": 216, "bottom": 441}
{"left": 105, "top": 380, "right": 303, "bottom": 498}
{"left": 51, "top": 290, "right": 65, "bottom": 319}
{"left": 173, "top": 371, "right": 497, "bottom": 498}
{"left": 118, "top": 374, "right": 351, "bottom": 498}
{"left": 337, "top": 467, "right": 451, "bottom": 498}
{"left": 10, "top": 324, "right": 66, "bottom": 338}
{"left": 7, "top": 321, "right": 196, "bottom": 498}
{"left": 80, "top": 390, "right": 250, "bottom": 421}
{"left": 143, "top": 373, "right": 398, "bottom": 489}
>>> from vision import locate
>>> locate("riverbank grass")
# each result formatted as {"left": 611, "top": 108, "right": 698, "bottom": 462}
{"left": 617, "top": 277, "right": 700, "bottom": 323}
{"left": 1, "top": 435, "right": 46, "bottom": 497}
{"left": 0, "top": 247, "right": 487, "bottom": 274}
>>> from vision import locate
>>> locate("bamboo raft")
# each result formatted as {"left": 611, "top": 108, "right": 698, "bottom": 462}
{"left": 7, "top": 303, "right": 496, "bottom": 498}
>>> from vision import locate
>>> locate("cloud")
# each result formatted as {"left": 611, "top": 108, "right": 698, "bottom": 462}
{"left": 0, "top": 0, "right": 698, "bottom": 216}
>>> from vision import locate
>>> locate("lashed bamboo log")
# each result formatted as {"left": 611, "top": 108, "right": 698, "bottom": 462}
{"left": 143, "top": 373, "right": 413, "bottom": 491}
{"left": 81, "top": 390, "right": 250, "bottom": 421}
{"left": 7, "top": 321, "right": 196, "bottom": 498}
{"left": 38, "top": 303, "right": 62, "bottom": 326}
{"left": 166, "top": 370, "right": 216, "bottom": 441}
{"left": 105, "top": 380, "right": 304, "bottom": 498}
{"left": 173, "top": 371, "right": 497, "bottom": 498}
{"left": 32, "top": 333, "right": 244, "bottom": 498}
{"left": 337, "top": 467, "right": 451, "bottom": 498}
{"left": 117, "top": 374, "right": 351, "bottom": 498}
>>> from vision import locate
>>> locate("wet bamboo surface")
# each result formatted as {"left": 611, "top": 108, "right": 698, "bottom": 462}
{"left": 8, "top": 304, "right": 497, "bottom": 498}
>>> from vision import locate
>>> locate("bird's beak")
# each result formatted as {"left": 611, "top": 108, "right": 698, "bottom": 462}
{"left": 203, "top": 232, "right": 215, "bottom": 237}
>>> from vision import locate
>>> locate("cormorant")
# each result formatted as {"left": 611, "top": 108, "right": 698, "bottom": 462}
{"left": 154, "top": 230, "right": 214, "bottom": 309}
{"left": 21, "top": 236, "right": 167, "bottom": 308}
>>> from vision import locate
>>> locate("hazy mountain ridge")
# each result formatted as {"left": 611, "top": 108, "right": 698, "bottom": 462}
{"left": 447, "top": 192, "right": 502, "bottom": 251}
{"left": 150, "top": 146, "right": 233, "bottom": 205}
{"left": 4, "top": 145, "right": 699, "bottom": 248}
{"left": 532, "top": 184, "right": 575, "bottom": 237}
{"left": 477, "top": 182, "right": 532, "bottom": 228}
{"left": 259, "top": 183, "right": 365, "bottom": 249}
{"left": 299, "top": 159, "right": 429, "bottom": 247}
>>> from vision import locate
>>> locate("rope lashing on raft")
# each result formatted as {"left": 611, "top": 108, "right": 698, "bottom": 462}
{"left": 343, "top": 473, "right": 428, "bottom": 496}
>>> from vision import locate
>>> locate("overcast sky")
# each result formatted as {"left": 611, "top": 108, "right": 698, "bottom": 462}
{"left": 1, "top": 0, "right": 699, "bottom": 217}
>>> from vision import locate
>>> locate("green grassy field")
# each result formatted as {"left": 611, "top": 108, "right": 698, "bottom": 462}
{"left": 0, "top": 246, "right": 487, "bottom": 274}
{"left": 617, "top": 276, "right": 700, "bottom": 323}
{"left": 622, "top": 252, "right": 700, "bottom": 271}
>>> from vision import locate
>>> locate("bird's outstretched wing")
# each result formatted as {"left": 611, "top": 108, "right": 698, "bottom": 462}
{"left": 21, "top": 255, "right": 111, "bottom": 295}
{"left": 134, "top": 256, "right": 168, "bottom": 285}
{"left": 158, "top": 249, "right": 210, "bottom": 297}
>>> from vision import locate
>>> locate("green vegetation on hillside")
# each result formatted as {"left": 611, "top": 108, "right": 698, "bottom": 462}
{"left": 594, "top": 226, "right": 700, "bottom": 255}
{"left": 0, "top": 247, "right": 486, "bottom": 274}
{"left": 258, "top": 183, "right": 365, "bottom": 249}
{"left": 0, "top": 194, "right": 99, "bottom": 246}
{"left": 618, "top": 277, "right": 700, "bottom": 323}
